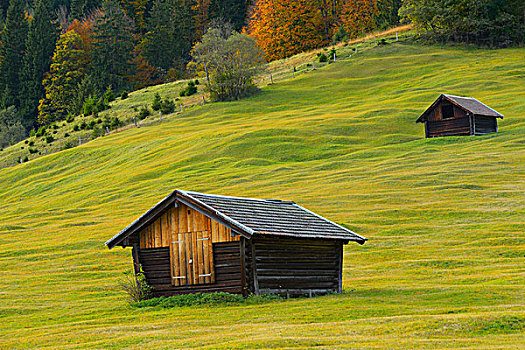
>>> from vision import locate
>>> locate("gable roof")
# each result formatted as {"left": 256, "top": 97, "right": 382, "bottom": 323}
{"left": 105, "top": 190, "right": 367, "bottom": 249}
{"left": 416, "top": 94, "right": 504, "bottom": 123}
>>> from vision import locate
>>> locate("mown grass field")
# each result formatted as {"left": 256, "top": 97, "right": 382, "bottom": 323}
{"left": 0, "top": 41, "right": 524, "bottom": 349}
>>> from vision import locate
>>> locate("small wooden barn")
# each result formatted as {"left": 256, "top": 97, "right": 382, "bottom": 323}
{"left": 416, "top": 94, "right": 504, "bottom": 138}
{"left": 106, "top": 190, "right": 367, "bottom": 297}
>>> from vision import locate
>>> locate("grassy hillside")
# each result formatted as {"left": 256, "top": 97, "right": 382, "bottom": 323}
{"left": 0, "top": 41, "right": 523, "bottom": 349}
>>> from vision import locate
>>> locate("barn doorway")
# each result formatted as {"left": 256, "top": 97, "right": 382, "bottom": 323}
{"left": 170, "top": 230, "right": 215, "bottom": 286}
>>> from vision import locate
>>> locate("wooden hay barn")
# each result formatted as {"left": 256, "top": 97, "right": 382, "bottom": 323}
{"left": 106, "top": 190, "right": 367, "bottom": 297}
{"left": 416, "top": 94, "right": 504, "bottom": 138}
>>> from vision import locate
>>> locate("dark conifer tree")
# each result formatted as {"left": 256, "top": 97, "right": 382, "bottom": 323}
{"left": 20, "top": 0, "right": 60, "bottom": 129}
{"left": 0, "top": 0, "right": 28, "bottom": 109}
{"left": 208, "top": 0, "right": 247, "bottom": 31}
{"left": 141, "top": 0, "right": 195, "bottom": 74}
{"left": 89, "top": 0, "right": 135, "bottom": 94}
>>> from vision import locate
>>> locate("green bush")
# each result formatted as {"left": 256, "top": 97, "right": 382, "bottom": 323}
{"left": 104, "top": 87, "right": 115, "bottom": 103}
{"left": 66, "top": 114, "right": 75, "bottom": 123}
{"left": 63, "top": 140, "right": 76, "bottom": 150}
{"left": 138, "top": 106, "right": 151, "bottom": 120}
{"left": 64, "top": 133, "right": 69, "bottom": 137}
{"left": 28, "top": 148, "right": 38, "bottom": 154}
{"left": 120, "top": 91, "right": 129, "bottom": 100}
{"left": 317, "top": 52, "right": 328, "bottom": 63}
{"left": 83, "top": 97, "right": 97, "bottom": 115}
{"left": 35, "top": 126, "right": 46, "bottom": 137}
{"left": 152, "top": 93, "right": 162, "bottom": 111}
{"left": 28, "top": 140, "right": 34, "bottom": 146}
{"left": 45, "top": 135, "right": 54, "bottom": 143}
{"left": 118, "top": 271, "right": 153, "bottom": 303}
{"left": 92, "top": 125, "right": 104, "bottom": 138}
{"left": 22, "top": 156, "right": 28, "bottom": 163}
{"left": 80, "top": 121, "right": 87, "bottom": 130}
{"left": 160, "top": 99, "right": 176, "bottom": 114}
{"left": 179, "top": 80, "right": 198, "bottom": 97}
{"left": 73, "top": 125, "right": 79, "bottom": 131}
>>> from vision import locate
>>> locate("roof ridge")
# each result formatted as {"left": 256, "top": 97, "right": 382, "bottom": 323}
{"left": 185, "top": 190, "right": 294, "bottom": 204}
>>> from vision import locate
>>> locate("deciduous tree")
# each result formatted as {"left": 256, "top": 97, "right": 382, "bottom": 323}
{"left": 248, "top": 0, "right": 325, "bottom": 61}
{"left": 192, "top": 24, "right": 265, "bottom": 101}
{"left": 38, "top": 30, "right": 88, "bottom": 125}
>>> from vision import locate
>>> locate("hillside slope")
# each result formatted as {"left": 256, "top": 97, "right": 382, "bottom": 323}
{"left": 0, "top": 42, "right": 524, "bottom": 349}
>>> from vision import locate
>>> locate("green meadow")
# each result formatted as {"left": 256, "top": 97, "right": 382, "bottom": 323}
{"left": 0, "top": 40, "right": 524, "bottom": 349}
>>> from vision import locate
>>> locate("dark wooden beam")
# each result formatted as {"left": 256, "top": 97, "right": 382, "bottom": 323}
{"left": 251, "top": 242, "right": 260, "bottom": 295}
{"left": 240, "top": 237, "right": 247, "bottom": 297}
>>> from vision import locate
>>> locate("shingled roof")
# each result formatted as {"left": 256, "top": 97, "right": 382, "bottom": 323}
{"left": 105, "top": 190, "right": 367, "bottom": 248}
{"left": 416, "top": 94, "right": 504, "bottom": 123}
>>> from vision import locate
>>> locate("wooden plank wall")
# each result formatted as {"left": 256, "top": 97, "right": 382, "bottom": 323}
{"left": 245, "top": 236, "right": 343, "bottom": 296}
{"left": 139, "top": 203, "right": 239, "bottom": 249}
{"left": 474, "top": 116, "right": 497, "bottom": 135}
{"left": 427, "top": 117, "right": 471, "bottom": 137}
{"left": 137, "top": 242, "right": 244, "bottom": 296}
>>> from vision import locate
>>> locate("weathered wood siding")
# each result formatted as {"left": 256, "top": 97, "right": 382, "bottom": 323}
{"left": 139, "top": 204, "right": 239, "bottom": 249}
{"left": 425, "top": 101, "right": 475, "bottom": 138}
{"left": 137, "top": 204, "right": 239, "bottom": 288}
{"left": 474, "top": 116, "right": 497, "bottom": 135}
{"left": 245, "top": 236, "right": 343, "bottom": 296}
{"left": 427, "top": 117, "right": 471, "bottom": 137}
{"left": 137, "top": 241, "right": 243, "bottom": 296}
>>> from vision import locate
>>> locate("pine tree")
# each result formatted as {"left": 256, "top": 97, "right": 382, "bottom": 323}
{"left": 140, "top": 0, "right": 174, "bottom": 70}
{"left": 0, "top": 0, "right": 28, "bottom": 109}
{"left": 89, "top": 0, "right": 135, "bottom": 94}
{"left": 19, "top": 0, "right": 60, "bottom": 130}
{"left": 38, "top": 30, "right": 89, "bottom": 125}
{"left": 208, "top": 0, "right": 247, "bottom": 31}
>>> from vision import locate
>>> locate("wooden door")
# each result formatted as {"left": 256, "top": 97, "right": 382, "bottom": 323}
{"left": 170, "top": 230, "right": 215, "bottom": 286}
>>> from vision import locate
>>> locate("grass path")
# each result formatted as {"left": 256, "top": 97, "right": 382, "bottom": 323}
{"left": 0, "top": 41, "right": 523, "bottom": 348}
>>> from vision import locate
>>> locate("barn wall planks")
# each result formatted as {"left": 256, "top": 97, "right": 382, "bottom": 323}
{"left": 427, "top": 117, "right": 471, "bottom": 137}
{"left": 137, "top": 241, "right": 243, "bottom": 297}
{"left": 474, "top": 116, "right": 497, "bottom": 135}
{"left": 245, "top": 236, "right": 343, "bottom": 296}
{"left": 139, "top": 203, "right": 239, "bottom": 248}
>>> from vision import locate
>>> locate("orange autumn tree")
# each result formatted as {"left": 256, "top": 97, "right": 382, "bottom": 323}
{"left": 339, "top": 0, "right": 378, "bottom": 38}
{"left": 248, "top": 0, "right": 326, "bottom": 61}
